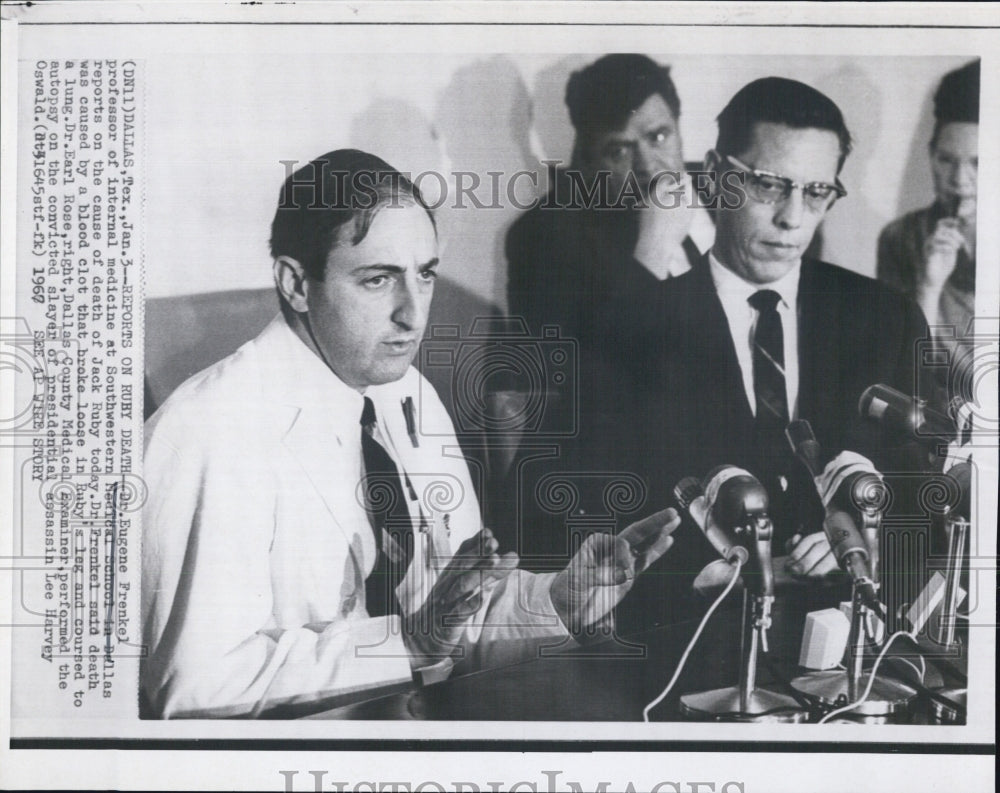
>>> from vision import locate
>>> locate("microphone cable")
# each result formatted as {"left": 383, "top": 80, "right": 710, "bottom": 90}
{"left": 818, "top": 629, "right": 916, "bottom": 723}
{"left": 759, "top": 650, "right": 825, "bottom": 718}
{"left": 642, "top": 558, "right": 743, "bottom": 722}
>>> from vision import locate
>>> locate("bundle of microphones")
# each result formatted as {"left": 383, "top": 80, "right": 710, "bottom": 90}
{"left": 661, "top": 383, "right": 973, "bottom": 722}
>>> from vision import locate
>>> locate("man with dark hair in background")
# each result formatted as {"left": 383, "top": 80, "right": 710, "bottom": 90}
{"left": 620, "top": 77, "right": 932, "bottom": 633}
{"left": 500, "top": 55, "right": 713, "bottom": 565}
{"left": 507, "top": 53, "right": 713, "bottom": 361}
{"left": 878, "top": 60, "right": 979, "bottom": 343}
{"left": 140, "top": 148, "right": 679, "bottom": 718}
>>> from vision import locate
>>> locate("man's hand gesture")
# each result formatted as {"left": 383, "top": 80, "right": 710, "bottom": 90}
{"left": 550, "top": 508, "right": 680, "bottom": 634}
{"left": 402, "top": 528, "right": 518, "bottom": 669}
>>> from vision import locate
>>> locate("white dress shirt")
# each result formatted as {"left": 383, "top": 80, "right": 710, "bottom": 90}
{"left": 707, "top": 251, "right": 801, "bottom": 418}
{"left": 141, "top": 315, "right": 567, "bottom": 718}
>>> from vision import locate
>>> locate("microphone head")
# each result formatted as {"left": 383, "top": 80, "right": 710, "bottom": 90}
{"left": 702, "top": 464, "right": 734, "bottom": 486}
{"left": 825, "top": 511, "right": 870, "bottom": 563}
{"left": 945, "top": 460, "right": 972, "bottom": 519}
{"left": 702, "top": 466, "right": 769, "bottom": 532}
{"left": 673, "top": 477, "right": 703, "bottom": 511}
{"left": 848, "top": 471, "right": 890, "bottom": 515}
{"left": 861, "top": 383, "right": 956, "bottom": 446}
{"left": 859, "top": 384, "right": 907, "bottom": 424}
{"left": 786, "top": 419, "right": 823, "bottom": 476}
{"left": 949, "top": 396, "right": 975, "bottom": 444}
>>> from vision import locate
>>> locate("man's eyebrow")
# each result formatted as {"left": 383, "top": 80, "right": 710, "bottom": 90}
{"left": 349, "top": 259, "right": 439, "bottom": 275}
{"left": 350, "top": 263, "right": 406, "bottom": 275}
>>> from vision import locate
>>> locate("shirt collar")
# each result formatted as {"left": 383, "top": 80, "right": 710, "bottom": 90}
{"left": 707, "top": 250, "right": 801, "bottom": 310}
{"left": 263, "top": 314, "right": 366, "bottom": 421}
{"left": 687, "top": 206, "right": 716, "bottom": 257}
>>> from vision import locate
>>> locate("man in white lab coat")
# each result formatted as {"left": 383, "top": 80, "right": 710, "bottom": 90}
{"left": 141, "top": 149, "right": 679, "bottom": 718}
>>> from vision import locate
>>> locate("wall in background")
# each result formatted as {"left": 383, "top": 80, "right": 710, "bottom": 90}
{"left": 143, "top": 53, "right": 971, "bottom": 306}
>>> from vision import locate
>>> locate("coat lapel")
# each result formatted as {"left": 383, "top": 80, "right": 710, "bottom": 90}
{"left": 796, "top": 259, "right": 840, "bottom": 427}
{"left": 684, "top": 257, "right": 754, "bottom": 431}
{"left": 253, "top": 316, "right": 371, "bottom": 579}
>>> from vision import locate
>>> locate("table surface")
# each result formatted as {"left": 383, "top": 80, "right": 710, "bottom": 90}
{"left": 302, "top": 581, "right": 951, "bottom": 721}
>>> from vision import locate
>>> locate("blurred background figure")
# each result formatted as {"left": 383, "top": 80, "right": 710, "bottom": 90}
{"left": 877, "top": 60, "right": 979, "bottom": 339}
{"left": 507, "top": 53, "right": 713, "bottom": 354}
{"left": 500, "top": 54, "right": 714, "bottom": 566}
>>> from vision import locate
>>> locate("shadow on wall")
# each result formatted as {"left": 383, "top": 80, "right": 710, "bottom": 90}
{"left": 812, "top": 63, "right": 885, "bottom": 275}
{"left": 895, "top": 75, "right": 939, "bottom": 220}
{"left": 529, "top": 55, "right": 591, "bottom": 168}
{"left": 348, "top": 96, "right": 444, "bottom": 182}
{"left": 434, "top": 55, "right": 537, "bottom": 309}
{"left": 143, "top": 278, "right": 501, "bottom": 420}
{"left": 348, "top": 56, "right": 543, "bottom": 314}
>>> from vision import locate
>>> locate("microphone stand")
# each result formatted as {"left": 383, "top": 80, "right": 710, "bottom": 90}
{"left": 936, "top": 515, "right": 968, "bottom": 650}
{"left": 927, "top": 504, "right": 969, "bottom": 723}
{"left": 791, "top": 503, "right": 917, "bottom": 721}
{"left": 679, "top": 510, "right": 807, "bottom": 722}
{"left": 931, "top": 454, "right": 971, "bottom": 655}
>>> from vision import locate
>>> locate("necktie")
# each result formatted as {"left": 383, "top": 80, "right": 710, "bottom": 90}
{"left": 681, "top": 236, "right": 702, "bottom": 270}
{"left": 748, "top": 289, "right": 788, "bottom": 428}
{"left": 748, "top": 289, "right": 796, "bottom": 537}
{"left": 360, "top": 397, "right": 411, "bottom": 617}
{"left": 748, "top": 289, "right": 791, "bottom": 468}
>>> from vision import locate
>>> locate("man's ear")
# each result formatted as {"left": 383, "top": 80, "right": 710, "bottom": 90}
{"left": 273, "top": 256, "right": 310, "bottom": 314}
{"left": 703, "top": 149, "right": 723, "bottom": 191}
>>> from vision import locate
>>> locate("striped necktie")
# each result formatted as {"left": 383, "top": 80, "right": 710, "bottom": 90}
{"left": 748, "top": 289, "right": 789, "bottom": 457}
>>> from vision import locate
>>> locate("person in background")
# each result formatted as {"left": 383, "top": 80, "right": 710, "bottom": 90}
{"left": 878, "top": 60, "right": 978, "bottom": 340}
{"left": 507, "top": 53, "right": 714, "bottom": 345}
{"left": 499, "top": 55, "right": 713, "bottom": 564}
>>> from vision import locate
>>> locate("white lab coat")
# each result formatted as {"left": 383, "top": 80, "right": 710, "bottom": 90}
{"left": 141, "top": 315, "right": 567, "bottom": 718}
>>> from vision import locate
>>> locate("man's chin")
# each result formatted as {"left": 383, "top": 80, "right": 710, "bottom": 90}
{"left": 366, "top": 360, "right": 414, "bottom": 387}
{"left": 744, "top": 254, "right": 801, "bottom": 284}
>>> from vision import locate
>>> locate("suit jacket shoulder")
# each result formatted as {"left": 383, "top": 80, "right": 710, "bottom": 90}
{"left": 798, "top": 257, "right": 927, "bottom": 344}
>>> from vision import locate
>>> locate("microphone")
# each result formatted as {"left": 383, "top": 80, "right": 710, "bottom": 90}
{"left": 950, "top": 396, "right": 975, "bottom": 446}
{"left": 859, "top": 384, "right": 956, "bottom": 447}
{"left": 676, "top": 467, "right": 774, "bottom": 596}
{"left": 786, "top": 421, "right": 882, "bottom": 613}
{"left": 673, "top": 476, "right": 749, "bottom": 566}
{"left": 943, "top": 457, "right": 972, "bottom": 522}
{"left": 821, "top": 454, "right": 889, "bottom": 594}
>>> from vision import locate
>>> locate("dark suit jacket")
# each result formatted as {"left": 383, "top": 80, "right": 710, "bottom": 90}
{"left": 619, "top": 255, "right": 933, "bottom": 631}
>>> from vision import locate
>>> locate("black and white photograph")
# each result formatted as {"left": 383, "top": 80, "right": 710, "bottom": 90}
{"left": 0, "top": 2, "right": 996, "bottom": 791}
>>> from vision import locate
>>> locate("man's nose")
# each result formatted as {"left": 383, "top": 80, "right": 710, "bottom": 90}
{"left": 633, "top": 144, "right": 653, "bottom": 178}
{"left": 954, "top": 160, "right": 977, "bottom": 191}
{"left": 773, "top": 187, "right": 805, "bottom": 230}
{"left": 392, "top": 277, "right": 427, "bottom": 330}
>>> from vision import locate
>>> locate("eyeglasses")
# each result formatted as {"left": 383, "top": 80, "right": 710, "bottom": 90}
{"left": 725, "top": 154, "right": 847, "bottom": 211}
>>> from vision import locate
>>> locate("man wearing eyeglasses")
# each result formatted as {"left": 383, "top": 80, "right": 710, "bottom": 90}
{"left": 620, "top": 77, "right": 931, "bottom": 631}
